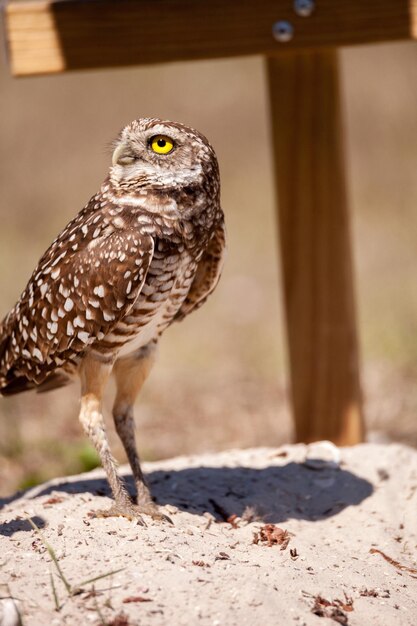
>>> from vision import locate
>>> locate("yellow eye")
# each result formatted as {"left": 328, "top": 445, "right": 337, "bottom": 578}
{"left": 150, "top": 135, "right": 174, "bottom": 155}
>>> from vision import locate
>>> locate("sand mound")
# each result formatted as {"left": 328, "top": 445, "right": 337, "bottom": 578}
{"left": 1, "top": 442, "right": 416, "bottom": 625}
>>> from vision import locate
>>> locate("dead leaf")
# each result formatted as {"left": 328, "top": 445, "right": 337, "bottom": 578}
{"left": 304, "top": 592, "right": 353, "bottom": 625}
{"left": 253, "top": 524, "right": 293, "bottom": 549}
{"left": 311, "top": 595, "right": 350, "bottom": 624}
{"left": 43, "top": 496, "right": 65, "bottom": 507}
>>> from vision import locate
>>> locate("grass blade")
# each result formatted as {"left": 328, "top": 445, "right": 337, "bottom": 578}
{"left": 93, "top": 588, "right": 108, "bottom": 626}
{"left": 27, "top": 517, "right": 72, "bottom": 596}
{"left": 79, "top": 567, "right": 125, "bottom": 587}
{"left": 49, "top": 571, "right": 61, "bottom": 612}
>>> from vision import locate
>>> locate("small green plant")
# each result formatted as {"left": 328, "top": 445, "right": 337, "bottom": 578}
{"left": 18, "top": 472, "right": 47, "bottom": 491}
{"left": 75, "top": 443, "right": 100, "bottom": 472}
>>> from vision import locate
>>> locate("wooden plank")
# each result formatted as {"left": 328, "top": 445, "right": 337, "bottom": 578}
{"left": 267, "top": 50, "right": 364, "bottom": 445}
{"left": 4, "top": 0, "right": 417, "bottom": 76}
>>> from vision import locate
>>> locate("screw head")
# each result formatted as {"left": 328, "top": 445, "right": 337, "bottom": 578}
{"left": 294, "top": 0, "right": 315, "bottom": 17}
{"left": 272, "top": 21, "right": 294, "bottom": 43}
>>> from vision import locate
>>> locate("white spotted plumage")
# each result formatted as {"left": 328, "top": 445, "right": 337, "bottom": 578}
{"left": 0, "top": 119, "right": 221, "bottom": 521}
{"left": 0, "top": 117, "right": 226, "bottom": 404}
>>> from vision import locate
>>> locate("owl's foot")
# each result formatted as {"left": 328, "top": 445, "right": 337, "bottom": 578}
{"left": 92, "top": 501, "right": 146, "bottom": 525}
{"left": 92, "top": 500, "right": 172, "bottom": 525}
{"left": 136, "top": 501, "right": 173, "bottom": 525}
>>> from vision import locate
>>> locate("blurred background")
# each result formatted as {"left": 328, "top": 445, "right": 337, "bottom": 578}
{"left": 1, "top": 41, "right": 417, "bottom": 496}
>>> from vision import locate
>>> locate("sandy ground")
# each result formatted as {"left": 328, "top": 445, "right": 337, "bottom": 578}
{"left": 0, "top": 442, "right": 416, "bottom": 626}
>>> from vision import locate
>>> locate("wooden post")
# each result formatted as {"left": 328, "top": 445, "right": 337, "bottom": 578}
{"left": 267, "top": 50, "right": 364, "bottom": 445}
{"left": 4, "top": 0, "right": 417, "bottom": 76}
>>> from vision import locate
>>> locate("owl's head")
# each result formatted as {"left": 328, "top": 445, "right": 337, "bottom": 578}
{"left": 110, "top": 118, "right": 219, "bottom": 196}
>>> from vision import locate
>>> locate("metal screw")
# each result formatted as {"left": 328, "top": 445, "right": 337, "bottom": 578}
{"left": 294, "top": 0, "right": 315, "bottom": 17}
{"left": 272, "top": 21, "right": 294, "bottom": 43}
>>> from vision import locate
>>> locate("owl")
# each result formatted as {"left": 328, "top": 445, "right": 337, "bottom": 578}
{"left": 0, "top": 118, "right": 226, "bottom": 524}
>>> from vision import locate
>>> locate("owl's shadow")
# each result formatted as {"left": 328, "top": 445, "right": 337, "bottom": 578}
{"left": 0, "top": 461, "right": 373, "bottom": 534}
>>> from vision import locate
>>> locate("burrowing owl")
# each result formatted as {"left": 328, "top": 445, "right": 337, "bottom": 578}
{"left": 0, "top": 118, "right": 226, "bottom": 524}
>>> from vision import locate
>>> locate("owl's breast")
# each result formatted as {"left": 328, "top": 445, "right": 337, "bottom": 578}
{"left": 111, "top": 245, "right": 198, "bottom": 358}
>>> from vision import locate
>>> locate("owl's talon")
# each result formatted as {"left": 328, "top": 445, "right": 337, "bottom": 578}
{"left": 91, "top": 502, "right": 172, "bottom": 525}
{"left": 159, "top": 513, "right": 174, "bottom": 525}
{"left": 136, "top": 501, "right": 174, "bottom": 525}
{"left": 92, "top": 503, "right": 147, "bottom": 526}
{"left": 148, "top": 509, "right": 173, "bottom": 524}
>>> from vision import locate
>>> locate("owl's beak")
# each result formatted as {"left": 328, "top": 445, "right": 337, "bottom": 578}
{"left": 112, "top": 143, "right": 127, "bottom": 166}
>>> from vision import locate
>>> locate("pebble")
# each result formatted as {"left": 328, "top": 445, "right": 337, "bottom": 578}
{"left": 0, "top": 598, "right": 22, "bottom": 626}
{"left": 304, "top": 440, "right": 341, "bottom": 470}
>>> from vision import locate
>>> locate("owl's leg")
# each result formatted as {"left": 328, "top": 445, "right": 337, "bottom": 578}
{"left": 112, "top": 342, "right": 170, "bottom": 523}
{"left": 78, "top": 353, "right": 145, "bottom": 525}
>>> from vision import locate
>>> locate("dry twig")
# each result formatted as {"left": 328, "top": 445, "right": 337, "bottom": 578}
{"left": 369, "top": 548, "right": 417, "bottom": 576}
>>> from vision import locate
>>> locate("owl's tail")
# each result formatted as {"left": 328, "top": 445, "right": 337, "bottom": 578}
{"left": 0, "top": 312, "right": 70, "bottom": 396}
{"left": 0, "top": 312, "right": 23, "bottom": 395}
{"left": 0, "top": 313, "right": 13, "bottom": 390}
{"left": 0, "top": 311, "right": 36, "bottom": 395}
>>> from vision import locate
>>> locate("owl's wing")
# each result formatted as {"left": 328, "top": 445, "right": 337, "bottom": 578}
{"left": 1, "top": 228, "right": 154, "bottom": 387}
{"left": 175, "top": 220, "right": 226, "bottom": 321}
